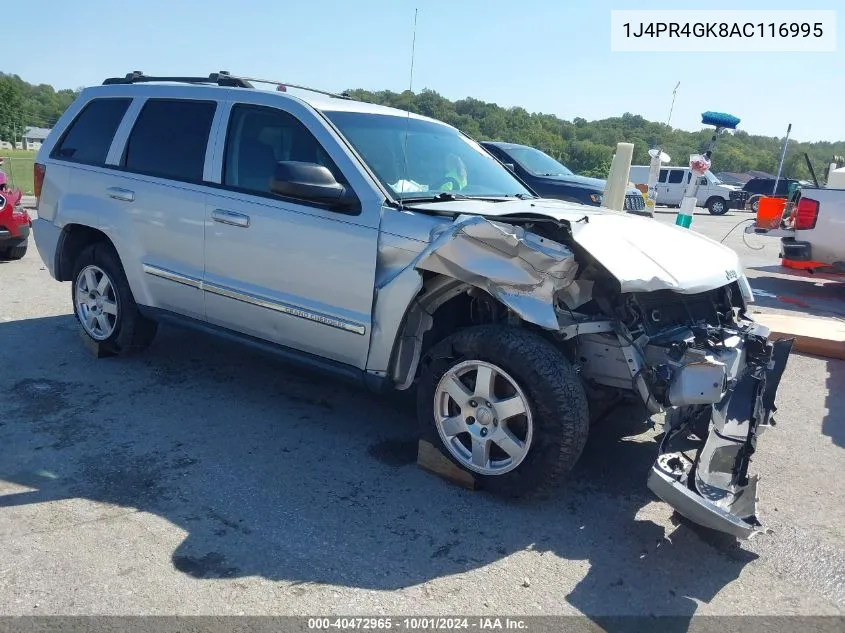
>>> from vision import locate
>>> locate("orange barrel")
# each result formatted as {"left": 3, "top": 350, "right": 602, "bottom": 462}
{"left": 756, "top": 197, "right": 787, "bottom": 229}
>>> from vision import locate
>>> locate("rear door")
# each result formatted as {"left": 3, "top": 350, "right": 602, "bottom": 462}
{"left": 202, "top": 100, "right": 381, "bottom": 369}
{"left": 104, "top": 98, "right": 218, "bottom": 320}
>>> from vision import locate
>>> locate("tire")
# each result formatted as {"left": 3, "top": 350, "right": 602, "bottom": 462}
{"left": 749, "top": 196, "right": 761, "bottom": 214}
{"left": 0, "top": 240, "right": 27, "bottom": 260}
{"left": 71, "top": 241, "right": 157, "bottom": 356}
{"left": 416, "top": 325, "right": 590, "bottom": 497}
{"left": 706, "top": 197, "right": 729, "bottom": 216}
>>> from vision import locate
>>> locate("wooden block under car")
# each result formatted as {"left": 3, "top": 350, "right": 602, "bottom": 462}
{"left": 78, "top": 326, "right": 117, "bottom": 358}
{"left": 417, "top": 439, "right": 477, "bottom": 490}
{"left": 753, "top": 312, "right": 845, "bottom": 361}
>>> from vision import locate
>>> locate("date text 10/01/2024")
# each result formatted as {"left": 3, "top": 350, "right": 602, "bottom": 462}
{"left": 622, "top": 22, "right": 824, "bottom": 38}
{"left": 307, "top": 617, "right": 528, "bottom": 630}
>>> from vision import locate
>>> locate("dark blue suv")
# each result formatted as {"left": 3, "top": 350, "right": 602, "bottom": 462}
{"left": 481, "top": 141, "right": 648, "bottom": 215}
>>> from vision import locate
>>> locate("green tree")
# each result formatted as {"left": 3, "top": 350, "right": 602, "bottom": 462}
{"left": 0, "top": 75, "right": 26, "bottom": 143}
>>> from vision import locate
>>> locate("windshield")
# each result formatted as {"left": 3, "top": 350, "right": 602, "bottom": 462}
{"left": 323, "top": 111, "right": 534, "bottom": 200}
{"left": 504, "top": 146, "right": 574, "bottom": 177}
{"left": 705, "top": 170, "right": 722, "bottom": 184}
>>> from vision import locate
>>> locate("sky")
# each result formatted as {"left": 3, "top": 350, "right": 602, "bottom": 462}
{"left": 5, "top": 0, "right": 844, "bottom": 142}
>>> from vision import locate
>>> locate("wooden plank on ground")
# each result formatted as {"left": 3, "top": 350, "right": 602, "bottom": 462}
{"left": 417, "top": 439, "right": 477, "bottom": 490}
{"left": 753, "top": 312, "right": 845, "bottom": 361}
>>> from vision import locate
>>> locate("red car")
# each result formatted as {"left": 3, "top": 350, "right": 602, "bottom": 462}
{"left": 0, "top": 188, "right": 30, "bottom": 260}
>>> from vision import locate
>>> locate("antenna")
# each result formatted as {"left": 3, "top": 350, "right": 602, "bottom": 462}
{"left": 398, "top": 8, "right": 418, "bottom": 211}
{"left": 666, "top": 81, "right": 680, "bottom": 126}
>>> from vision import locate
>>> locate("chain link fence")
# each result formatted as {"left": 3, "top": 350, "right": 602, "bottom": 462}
{"left": 0, "top": 153, "right": 36, "bottom": 195}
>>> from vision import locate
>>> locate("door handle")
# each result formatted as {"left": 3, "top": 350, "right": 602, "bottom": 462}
{"left": 212, "top": 209, "right": 251, "bottom": 228}
{"left": 106, "top": 187, "right": 135, "bottom": 202}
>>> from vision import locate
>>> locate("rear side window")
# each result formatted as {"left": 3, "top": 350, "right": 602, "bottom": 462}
{"left": 123, "top": 99, "right": 216, "bottom": 182}
{"left": 667, "top": 170, "right": 686, "bottom": 184}
{"left": 658, "top": 169, "right": 668, "bottom": 183}
{"left": 51, "top": 98, "right": 131, "bottom": 165}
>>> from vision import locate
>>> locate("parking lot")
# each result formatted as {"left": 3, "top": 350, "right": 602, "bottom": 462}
{"left": 1, "top": 206, "right": 843, "bottom": 619}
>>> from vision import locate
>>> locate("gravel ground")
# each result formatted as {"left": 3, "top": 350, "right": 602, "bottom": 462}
{"left": 0, "top": 207, "right": 843, "bottom": 620}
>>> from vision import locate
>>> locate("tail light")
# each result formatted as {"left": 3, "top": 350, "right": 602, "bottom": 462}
{"left": 34, "top": 162, "right": 46, "bottom": 207}
{"left": 794, "top": 197, "right": 819, "bottom": 230}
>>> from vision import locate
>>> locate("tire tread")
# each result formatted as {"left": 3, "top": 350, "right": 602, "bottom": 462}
{"left": 417, "top": 325, "right": 590, "bottom": 498}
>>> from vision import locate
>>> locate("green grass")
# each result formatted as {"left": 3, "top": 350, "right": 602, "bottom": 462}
{"left": 0, "top": 149, "right": 36, "bottom": 194}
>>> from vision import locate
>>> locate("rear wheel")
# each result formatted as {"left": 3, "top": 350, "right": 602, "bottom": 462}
{"left": 71, "top": 242, "right": 157, "bottom": 355}
{"left": 417, "top": 325, "right": 590, "bottom": 497}
{"left": 0, "top": 240, "right": 27, "bottom": 260}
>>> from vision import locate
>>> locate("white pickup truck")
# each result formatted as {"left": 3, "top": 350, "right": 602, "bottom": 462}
{"left": 745, "top": 186, "right": 845, "bottom": 272}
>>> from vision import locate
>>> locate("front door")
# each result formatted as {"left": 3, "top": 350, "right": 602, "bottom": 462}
{"left": 203, "top": 102, "right": 380, "bottom": 369}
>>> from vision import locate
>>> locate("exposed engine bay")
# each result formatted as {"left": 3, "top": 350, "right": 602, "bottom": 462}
{"left": 393, "top": 210, "right": 793, "bottom": 538}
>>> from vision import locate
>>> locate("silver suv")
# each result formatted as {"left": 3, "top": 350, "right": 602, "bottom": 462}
{"left": 32, "top": 71, "right": 792, "bottom": 539}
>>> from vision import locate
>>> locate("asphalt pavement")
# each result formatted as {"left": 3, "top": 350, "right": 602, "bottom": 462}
{"left": 0, "top": 206, "right": 843, "bottom": 619}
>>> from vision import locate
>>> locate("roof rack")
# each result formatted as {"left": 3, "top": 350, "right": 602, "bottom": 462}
{"left": 101, "top": 70, "right": 352, "bottom": 99}
{"left": 102, "top": 71, "right": 253, "bottom": 88}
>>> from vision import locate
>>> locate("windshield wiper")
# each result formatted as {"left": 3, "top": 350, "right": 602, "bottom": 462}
{"left": 401, "top": 192, "right": 524, "bottom": 204}
{"left": 400, "top": 192, "right": 470, "bottom": 203}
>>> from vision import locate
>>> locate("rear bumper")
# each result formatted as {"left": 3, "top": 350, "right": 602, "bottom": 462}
{"left": 644, "top": 325, "right": 794, "bottom": 539}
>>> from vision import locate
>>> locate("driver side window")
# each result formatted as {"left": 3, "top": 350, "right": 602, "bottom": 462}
{"left": 223, "top": 104, "right": 343, "bottom": 196}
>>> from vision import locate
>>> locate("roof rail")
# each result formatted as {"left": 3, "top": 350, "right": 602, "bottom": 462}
{"left": 101, "top": 70, "right": 353, "bottom": 99}
{"left": 235, "top": 75, "right": 353, "bottom": 100}
{"left": 102, "top": 71, "right": 253, "bottom": 88}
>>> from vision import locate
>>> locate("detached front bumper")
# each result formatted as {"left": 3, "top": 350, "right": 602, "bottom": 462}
{"left": 644, "top": 324, "right": 794, "bottom": 538}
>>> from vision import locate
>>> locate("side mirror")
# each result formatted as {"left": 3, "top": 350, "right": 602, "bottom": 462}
{"left": 504, "top": 162, "right": 515, "bottom": 172}
{"left": 270, "top": 161, "right": 357, "bottom": 210}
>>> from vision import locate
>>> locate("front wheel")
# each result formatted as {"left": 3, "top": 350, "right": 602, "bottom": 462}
{"left": 707, "top": 197, "right": 729, "bottom": 215}
{"left": 416, "top": 325, "right": 590, "bottom": 497}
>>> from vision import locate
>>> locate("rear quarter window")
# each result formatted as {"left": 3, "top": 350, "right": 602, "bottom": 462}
{"left": 122, "top": 99, "right": 217, "bottom": 183}
{"left": 50, "top": 98, "right": 132, "bottom": 166}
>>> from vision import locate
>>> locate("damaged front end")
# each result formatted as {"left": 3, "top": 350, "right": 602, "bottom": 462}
{"left": 381, "top": 211, "right": 793, "bottom": 538}
{"left": 644, "top": 320, "right": 794, "bottom": 538}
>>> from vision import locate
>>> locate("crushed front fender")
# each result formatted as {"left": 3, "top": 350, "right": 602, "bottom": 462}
{"left": 647, "top": 331, "right": 794, "bottom": 539}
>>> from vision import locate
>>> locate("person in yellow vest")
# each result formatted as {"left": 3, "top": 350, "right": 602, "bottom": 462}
{"left": 439, "top": 153, "right": 468, "bottom": 192}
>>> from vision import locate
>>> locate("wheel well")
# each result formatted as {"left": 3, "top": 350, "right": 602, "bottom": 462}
{"left": 389, "top": 274, "right": 522, "bottom": 390}
{"left": 55, "top": 224, "right": 114, "bottom": 281}
{"left": 706, "top": 195, "right": 726, "bottom": 205}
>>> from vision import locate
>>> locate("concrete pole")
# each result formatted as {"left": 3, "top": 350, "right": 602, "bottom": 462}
{"left": 602, "top": 142, "right": 634, "bottom": 212}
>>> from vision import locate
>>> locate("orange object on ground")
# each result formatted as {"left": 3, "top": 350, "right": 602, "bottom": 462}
{"left": 782, "top": 258, "right": 827, "bottom": 270}
{"left": 756, "top": 196, "right": 787, "bottom": 229}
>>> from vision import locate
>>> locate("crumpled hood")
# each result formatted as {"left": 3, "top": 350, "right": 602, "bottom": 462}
{"left": 411, "top": 198, "right": 744, "bottom": 295}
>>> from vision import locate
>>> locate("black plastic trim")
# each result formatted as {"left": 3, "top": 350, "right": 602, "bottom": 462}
{"left": 136, "top": 306, "right": 388, "bottom": 391}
